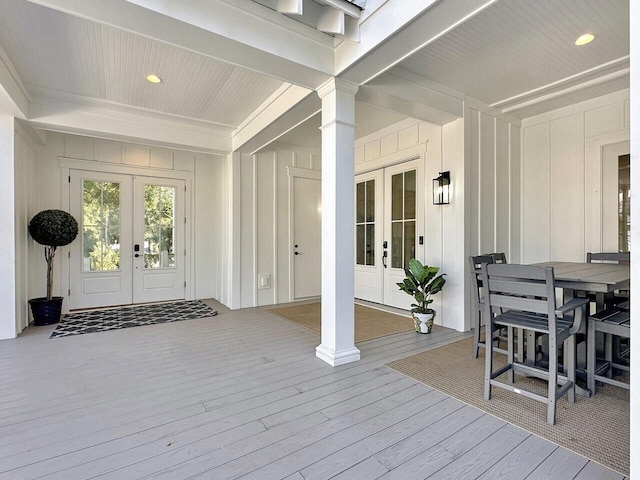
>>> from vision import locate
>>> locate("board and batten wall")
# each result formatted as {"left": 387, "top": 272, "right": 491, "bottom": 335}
{"left": 521, "top": 89, "right": 630, "bottom": 263}
{"left": 239, "top": 146, "right": 321, "bottom": 308}
{"left": 355, "top": 110, "right": 521, "bottom": 332}
{"left": 30, "top": 132, "right": 222, "bottom": 313}
{"left": 1, "top": 118, "right": 39, "bottom": 338}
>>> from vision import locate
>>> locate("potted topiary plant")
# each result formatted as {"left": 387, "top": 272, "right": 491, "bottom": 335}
{"left": 28, "top": 209, "right": 79, "bottom": 326}
{"left": 397, "top": 258, "right": 446, "bottom": 334}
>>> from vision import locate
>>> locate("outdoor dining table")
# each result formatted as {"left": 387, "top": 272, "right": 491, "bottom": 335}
{"left": 532, "top": 261, "right": 631, "bottom": 396}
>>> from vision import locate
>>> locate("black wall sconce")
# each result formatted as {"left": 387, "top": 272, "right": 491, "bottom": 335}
{"left": 433, "top": 171, "right": 451, "bottom": 205}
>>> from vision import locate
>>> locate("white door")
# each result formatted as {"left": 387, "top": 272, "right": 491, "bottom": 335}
{"left": 70, "top": 171, "right": 133, "bottom": 308}
{"left": 354, "top": 160, "right": 424, "bottom": 309}
{"left": 383, "top": 161, "right": 424, "bottom": 309}
{"left": 354, "top": 170, "right": 383, "bottom": 302}
{"left": 69, "top": 170, "right": 185, "bottom": 309}
{"left": 133, "top": 177, "right": 185, "bottom": 303}
{"left": 293, "top": 176, "right": 321, "bottom": 299}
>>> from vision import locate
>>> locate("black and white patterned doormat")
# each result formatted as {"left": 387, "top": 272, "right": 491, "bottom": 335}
{"left": 50, "top": 300, "right": 218, "bottom": 338}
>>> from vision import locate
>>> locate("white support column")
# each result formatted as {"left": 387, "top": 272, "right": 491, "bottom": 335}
{"left": 0, "top": 116, "right": 17, "bottom": 339}
{"left": 315, "top": 78, "right": 360, "bottom": 366}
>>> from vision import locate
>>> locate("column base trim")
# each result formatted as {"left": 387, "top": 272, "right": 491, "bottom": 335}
{"left": 316, "top": 344, "right": 361, "bottom": 366}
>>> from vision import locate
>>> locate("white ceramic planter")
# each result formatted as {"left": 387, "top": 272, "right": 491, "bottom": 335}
{"left": 413, "top": 311, "right": 435, "bottom": 334}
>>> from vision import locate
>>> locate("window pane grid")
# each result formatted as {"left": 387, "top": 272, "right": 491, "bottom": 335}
{"left": 356, "top": 180, "right": 375, "bottom": 266}
{"left": 391, "top": 171, "right": 416, "bottom": 270}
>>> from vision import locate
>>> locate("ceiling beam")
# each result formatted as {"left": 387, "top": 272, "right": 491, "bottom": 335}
{"left": 26, "top": 0, "right": 334, "bottom": 89}
{"left": 317, "top": 0, "right": 361, "bottom": 19}
{"left": 318, "top": 6, "right": 345, "bottom": 35}
{"left": 28, "top": 96, "right": 233, "bottom": 154}
{"left": 0, "top": 47, "right": 29, "bottom": 119}
{"left": 277, "top": 0, "right": 303, "bottom": 15}
{"left": 337, "top": 0, "right": 497, "bottom": 85}
{"left": 234, "top": 93, "right": 321, "bottom": 154}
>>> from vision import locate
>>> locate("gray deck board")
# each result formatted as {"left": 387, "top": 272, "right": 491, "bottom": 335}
{"left": 0, "top": 302, "right": 625, "bottom": 479}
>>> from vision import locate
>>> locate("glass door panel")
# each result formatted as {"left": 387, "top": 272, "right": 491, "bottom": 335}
{"left": 143, "top": 184, "right": 176, "bottom": 269}
{"left": 82, "top": 180, "right": 121, "bottom": 272}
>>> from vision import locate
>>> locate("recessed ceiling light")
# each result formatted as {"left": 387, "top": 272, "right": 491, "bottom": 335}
{"left": 146, "top": 74, "right": 162, "bottom": 84}
{"left": 575, "top": 33, "right": 595, "bottom": 46}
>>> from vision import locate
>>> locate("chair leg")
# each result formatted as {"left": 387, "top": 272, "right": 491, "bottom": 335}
{"left": 507, "top": 326, "right": 514, "bottom": 383}
{"left": 565, "top": 336, "right": 576, "bottom": 404}
{"left": 517, "top": 328, "right": 524, "bottom": 363}
{"left": 484, "top": 319, "right": 494, "bottom": 400}
{"left": 547, "top": 336, "right": 558, "bottom": 425}
{"left": 473, "top": 308, "right": 481, "bottom": 359}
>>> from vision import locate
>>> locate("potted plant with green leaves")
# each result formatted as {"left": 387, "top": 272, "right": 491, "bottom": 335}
{"left": 28, "top": 209, "right": 79, "bottom": 325}
{"left": 397, "top": 258, "right": 446, "bottom": 334}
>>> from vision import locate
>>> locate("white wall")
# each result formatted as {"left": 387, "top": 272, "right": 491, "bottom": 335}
{"left": 239, "top": 145, "right": 321, "bottom": 308}
{"left": 14, "top": 122, "right": 39, "bottom": 334}
{"left": 30, "top": 132, "right": 221, "bottom": 312}
{"left": 1, "top": 117, "right": 17, "bottom": 339}
{"left": 521, "top": 89, "right": 630, "bottom": 263}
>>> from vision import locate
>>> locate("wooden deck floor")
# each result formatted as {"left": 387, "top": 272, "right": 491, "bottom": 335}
{"left": 0, "top": 301, "right": 626, "bottom": 480}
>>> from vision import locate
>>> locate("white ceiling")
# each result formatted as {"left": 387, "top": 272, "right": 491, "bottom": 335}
{"left": 0, "top": 0, "right": 631, "bottom": 150}
{"left": 0, "top": 0, "right": 285, "bottom": 129}
{"left": 397, "top": 0, "right": 629, "bottom": 117}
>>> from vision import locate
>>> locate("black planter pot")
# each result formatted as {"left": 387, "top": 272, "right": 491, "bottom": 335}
{"left": 28, "top": 297, "right": 64, "bottom": 326}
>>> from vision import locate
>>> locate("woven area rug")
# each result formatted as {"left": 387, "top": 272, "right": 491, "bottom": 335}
{"left": 268, "top": 302, "right": 414, "bottom": 342}
{"left": 386, "top": 336, "right": 629, "bottom": 476}
{"left": 50, "top": 300, "right": 218, "bottom": 338}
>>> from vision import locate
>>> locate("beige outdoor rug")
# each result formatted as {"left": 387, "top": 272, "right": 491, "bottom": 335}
{"left": 387, "top": 336, "right": 629, "bottom": 476}
{"left": 268, "top": 302, "right": 414, "bottom": 342}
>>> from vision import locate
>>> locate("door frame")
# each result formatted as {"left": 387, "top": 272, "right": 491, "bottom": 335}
{"left": 287, "top": 166, "right": 322, "bottom": 302}
{"left": 60, "top": 158, "right": 194, "bottom": 313}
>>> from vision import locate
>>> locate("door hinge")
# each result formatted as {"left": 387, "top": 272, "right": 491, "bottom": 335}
{"left": 184, "top": 185, "right": 187, "bottom": 192}
{"left": 68, "top": 251, "right": 70, "bottom": 258}
{"left": 68, "top": 289, "right": 71, "bottom": 296}
{"left": 68, "top": 175, "right": 71, "bottom": 183}
{"left": 184, "top": 217, "right": 187, "bottom": 224}
{"left": 184, "top": 281, "right": 187, "bottom": 287}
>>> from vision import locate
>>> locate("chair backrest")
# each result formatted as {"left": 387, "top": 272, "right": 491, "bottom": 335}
{"left": 469, "top": 255, "right": 495, "bottom": 307}
{"left": 486, "top": 252, "right": 507, "bottom": 264}
{"left": 480, "top": 263, "right": 557, "bottom": 332}
{"left": 587, "top": 252, "right": 630, "bottom": 265}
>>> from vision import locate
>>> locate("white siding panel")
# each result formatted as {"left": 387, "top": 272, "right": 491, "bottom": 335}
{"left": 354, "top": 145, "right": 365, "bottom": 164}
{"left": 256, "top": 153, "right": 276, "bottom": 306}
{"left": 194, "top": 155, "right": 215, "bottom": 299}
{"left": 174, "top": 151, "right": 195, "bottom": 172}
{"left": 495, "top": 119, "right": 510, "bottom": 257}
{"left": 479, "top": 112, "right": 495, "bottom": 254}
{"left": 240, "top": 155, "right": 255, "bottom": 308}
{"left": 584, "top": 103, "right": 623, "bottom": 137}
{"left": 522, "top": 122, "right": 550, "bottom": 263}
{"left": 380, "top": 133, "right": 398, "bottom": 156}
{"left": 65, "top": 136, "right": 95, "bottom": 160}
{"left": 150, "top": 149, "right": 173, "bottom": 169}
{"left": 398, "top": 124, "right": 419, "bottom": 149}
{"left": 469, "top": 109, "right": 480, "bottom": 254}
{"left": 125, "top": 146, "right": 150, "bottom": 167}
{"left": 97, "top": 140, "right": 123, "bottom": 164}
{"left": 550, "top": 114, "right": 584, "bottom": 261}
{"left": 364, "top": 140, "right": 380, "bottom": 161}
{"left": 509, "top": 124, "right": 521, "bottom": 263}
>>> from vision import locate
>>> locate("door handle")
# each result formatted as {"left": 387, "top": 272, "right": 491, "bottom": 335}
{"left": 134, "top": 253, "right": 140, "bottom": 258}
{"left": 382, "top": 250, "right": 387, "bottom": 269}
{"left": 295, "top": 251, "right": 301, "bottom": 256}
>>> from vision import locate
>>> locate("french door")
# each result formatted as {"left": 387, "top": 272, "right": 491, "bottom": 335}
{"left": 69, "top": 170, "right": 185, "bottom": 309}
{"left": 355, "top": 160, "right": 424, "bottom": 309}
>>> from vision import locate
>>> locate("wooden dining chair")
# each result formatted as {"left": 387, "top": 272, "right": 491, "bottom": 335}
{"left": 481, "top": 263, "right": 589, "bottom": 425}
{"left": 469, "top": 255, "right": 507, "bottom": 358}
